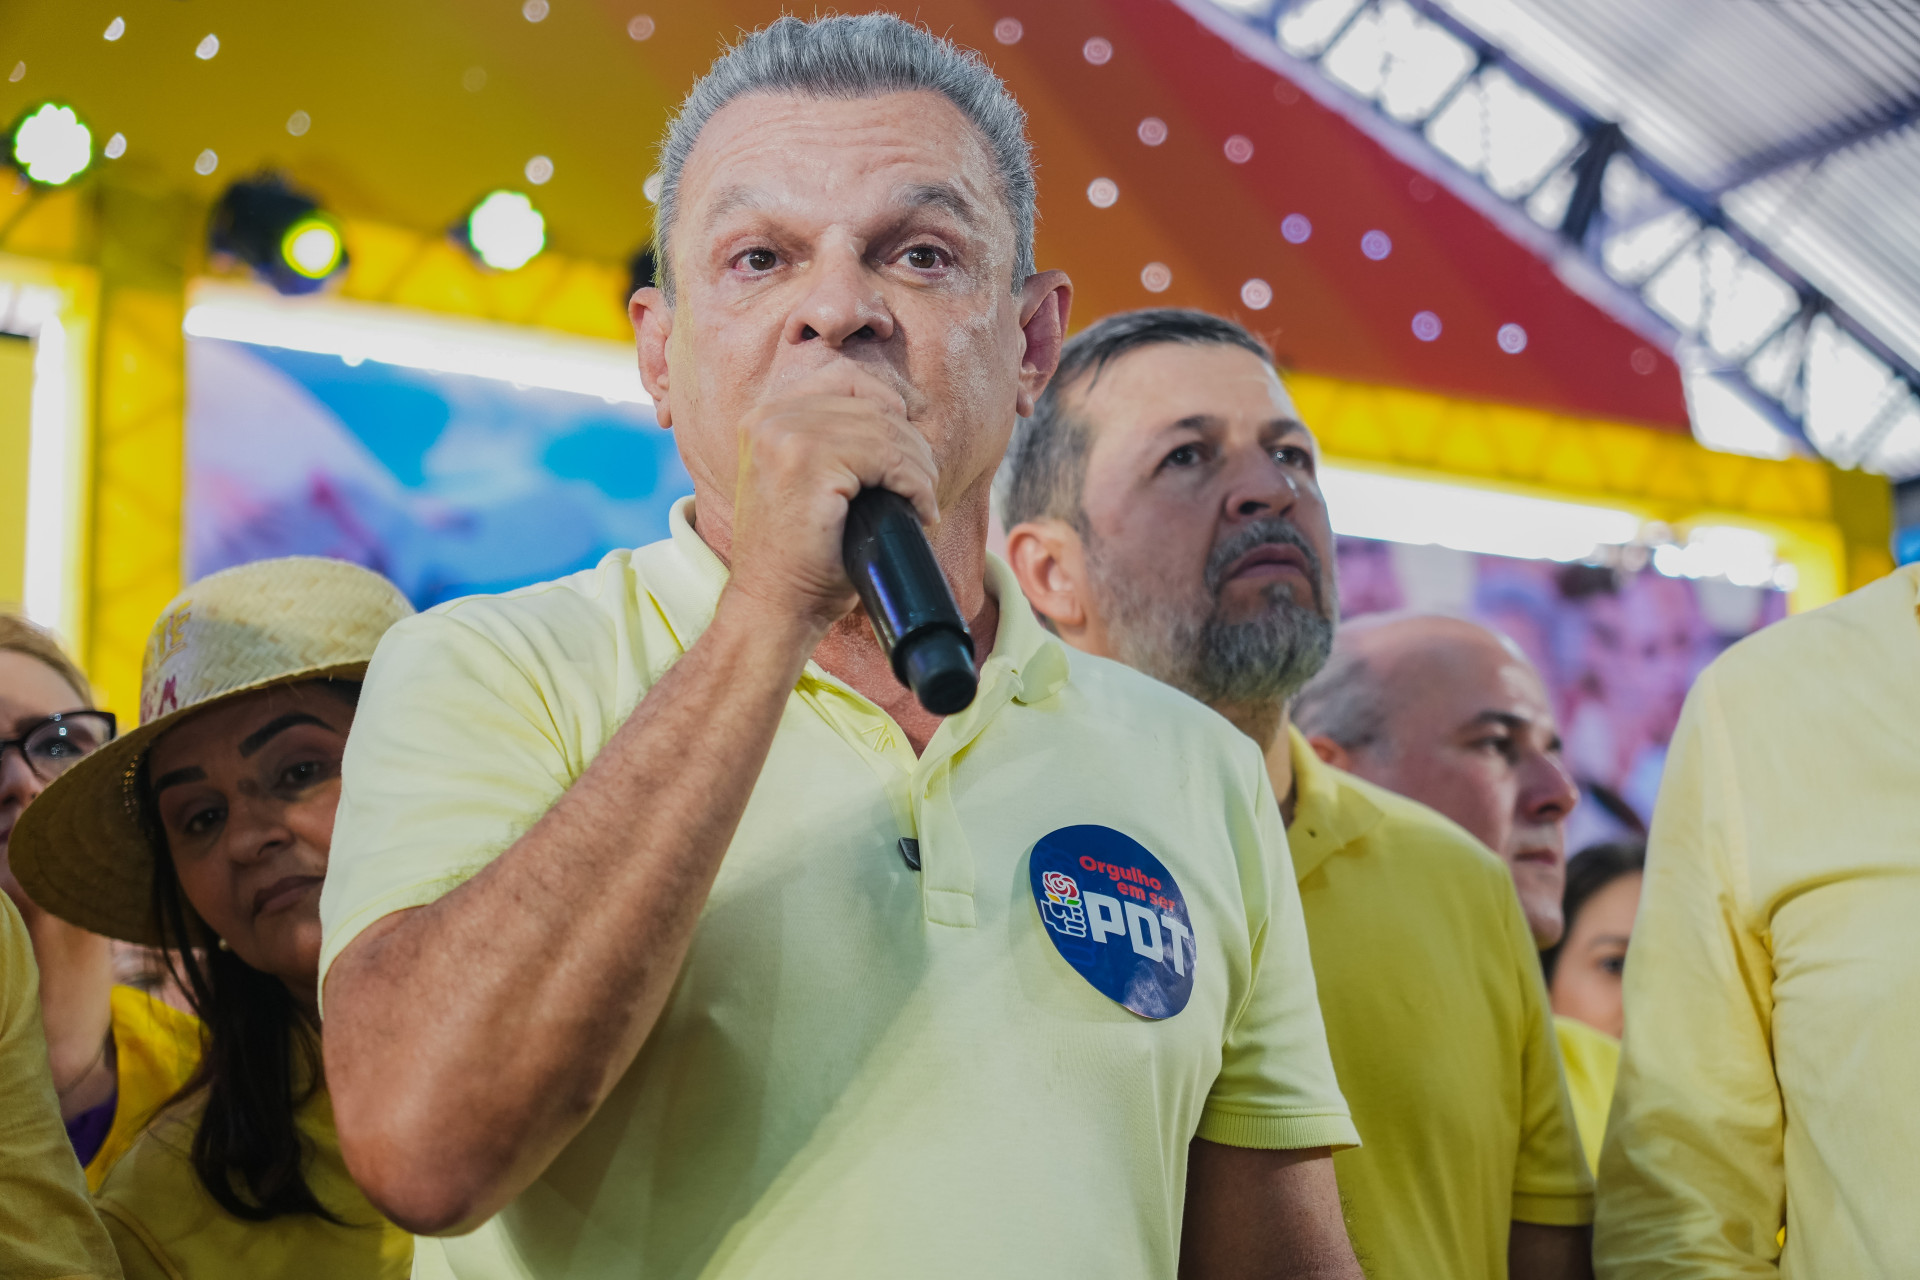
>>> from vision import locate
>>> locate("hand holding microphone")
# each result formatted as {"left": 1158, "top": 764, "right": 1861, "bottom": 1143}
{"left": 725, "top": 365, "right": 975, "bottom": 714}
{"left": 842, "top": 488, "right": 977, "bottom": 714}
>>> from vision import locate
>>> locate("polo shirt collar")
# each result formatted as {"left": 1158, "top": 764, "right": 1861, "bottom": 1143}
{"left": 645, "top": 495, "right": 1070, "bottom": 707}
{"left": 1284, "top": 724, "right": 1383, "bottom": 883}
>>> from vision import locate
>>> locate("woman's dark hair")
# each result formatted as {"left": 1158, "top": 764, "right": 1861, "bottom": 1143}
{"left": 1540, "top": 841, "right": 1646, "bottom": 983}
{"left": 137, "top": 679, "right": 360, "bottom": 1223}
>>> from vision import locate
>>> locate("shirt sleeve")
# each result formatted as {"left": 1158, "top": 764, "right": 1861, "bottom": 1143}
{"left": 1507, "top": 887, "right": 1596, "bottom": 1225}
{"left": 1196, "top": 755, "right": 1359, "bottom": 1152}
{"left": 318, "top": 607, "right": 577, "bottom": 1007}
{"left": 0, "top": 896, "right": 125, "bottom": 1280}
{"left": 1595, "top": 670, "right": 1783, "bottom": 1277}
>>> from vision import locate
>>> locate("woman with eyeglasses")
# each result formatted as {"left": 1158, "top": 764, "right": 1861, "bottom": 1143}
{"left": 1, "top": 613, "right": 201, "bottom": 1190}
{"left": 10, "top": 558, "right": 415, "bottom": 1279}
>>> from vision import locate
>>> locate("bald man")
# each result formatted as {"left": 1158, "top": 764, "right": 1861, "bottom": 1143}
{"left": 1293, "top": 614, "right": 1581, "bottom": 949}
{"left": 1004, "top": 309, "right": 1592, "bottom": 1280}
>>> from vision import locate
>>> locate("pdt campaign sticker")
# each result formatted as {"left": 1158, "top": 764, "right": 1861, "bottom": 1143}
{"left": 1029, "top": 825, "right": 1196, "bottom": 1020}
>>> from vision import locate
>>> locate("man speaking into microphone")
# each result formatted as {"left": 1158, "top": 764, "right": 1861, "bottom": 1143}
{"left": 317, "top": 16, "right": 1360, "bottom": 1278}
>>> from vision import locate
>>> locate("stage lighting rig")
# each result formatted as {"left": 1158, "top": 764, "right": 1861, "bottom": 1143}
{"left": 457, "top": 190, "right": 546, "bottom": 271}
{"left": 8, "top": 103, "right": 93, "bottom": 187}
{"left": 210, "top": 174, "right": 347, "bottom": 295}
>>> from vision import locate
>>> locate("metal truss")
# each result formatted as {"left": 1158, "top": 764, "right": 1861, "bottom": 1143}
{"left": 1196, "top": 0, "right": 1920, "bottom": 475}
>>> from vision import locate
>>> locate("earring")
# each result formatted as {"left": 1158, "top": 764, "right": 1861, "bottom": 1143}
{"left": 216, "top": 937, "right": 231, "bottom": 952}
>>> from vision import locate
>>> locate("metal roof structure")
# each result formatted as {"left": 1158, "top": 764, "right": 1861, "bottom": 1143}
{"left": 1200, "top": 0, "right": 1920, "bottom": 476}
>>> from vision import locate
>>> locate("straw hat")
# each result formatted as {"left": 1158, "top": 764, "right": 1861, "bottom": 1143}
{"left": 9, "top": 556, "right": 414, "bottom": 945}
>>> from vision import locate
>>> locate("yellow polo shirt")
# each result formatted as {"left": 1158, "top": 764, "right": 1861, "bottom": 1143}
{"left": 1553, "top": 1016, "right": 1618, "bottom": 1177}
{"left": 96, "top": 1085, "right": 412, "bottom": 1280}
{"left": 1597, "top": 565, "right": 1920, "bottom": 1276}
{"left": 321, "top": 497, "right": 1356, "bottom": 1280}
{"left": 84, "top": 986, "right": 202, "bottom": 1192}
{"left": 0, "top": 893, "right": 122, "bottom": 1280}
{"left": 1285, "top": 732, "right": 1593, "bottom": 1279}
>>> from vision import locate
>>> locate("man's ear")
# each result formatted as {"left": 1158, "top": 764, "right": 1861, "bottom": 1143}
{"left": 1005, "top": 517, "right": 1092, "bottom": 637}
{"left": 1307, "top": 735, "right": 1353, "bottom": 771}
{"left": 630, "top": 285, "right": 674, "bottom": 429}
{"left": 1014, "top": 270, "right": 1073, "bottom": 418}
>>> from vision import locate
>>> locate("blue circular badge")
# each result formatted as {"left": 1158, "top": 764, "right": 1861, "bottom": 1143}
{"left": 1029, "top": 825, "right": 1196, "bottom": 1020}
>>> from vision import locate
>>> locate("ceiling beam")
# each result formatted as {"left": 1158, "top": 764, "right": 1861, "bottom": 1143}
{"left": 1707, "top": 98, "right": 1920, "bottom": 196}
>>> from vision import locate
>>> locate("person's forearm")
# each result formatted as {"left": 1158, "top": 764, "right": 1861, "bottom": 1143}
{"left": 1180, "top": 1140, "right": 1362, "bottom": 1280}
{"left": 324, "top": 587, "right": 826, "bottom": 1233}
{"left": 17, "top": 910, "right": 115, "bottom": 1120}
{"left": 1510, "top": 1222, "right": 1594, "bottom": 1280}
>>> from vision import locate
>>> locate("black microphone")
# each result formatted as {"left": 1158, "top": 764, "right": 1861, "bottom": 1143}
{"left": 842, "top": 488, "right": 978, "bottom": 715}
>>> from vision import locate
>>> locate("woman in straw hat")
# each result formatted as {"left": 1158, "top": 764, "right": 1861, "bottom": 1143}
{"left": 10, "top": 556, "right": 415, "bottom": 1279}
{"left": 1, "top": 612, "right": 201, "bottom": 1192}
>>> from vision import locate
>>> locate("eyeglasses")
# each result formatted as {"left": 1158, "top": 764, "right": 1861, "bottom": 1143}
{"left": 0, "top": 710, "right": 118, "bottom": 783}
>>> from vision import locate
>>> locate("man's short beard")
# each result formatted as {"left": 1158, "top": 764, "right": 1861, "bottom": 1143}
{"left": 1088, "top": 519, "right": 1338, "bottom": 708}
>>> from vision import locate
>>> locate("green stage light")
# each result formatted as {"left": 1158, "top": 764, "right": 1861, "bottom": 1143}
{"left": 10, "top": 103, "right": 93, "bottom": 187}
{"left": 281, "top": 215, "right": 345, "bottom": 280}
{"left": 210, "top": 174, "right": 348, "bottom": 295}
{"left": 460, "top": 190, "right": 546, "bottom": 271}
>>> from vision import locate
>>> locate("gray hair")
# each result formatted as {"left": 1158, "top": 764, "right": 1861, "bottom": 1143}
{"left": 1291, "top": 646, "right": 1389, "bottom": 754}
{"left": 1002, "top": 308, "right": 1275, "bottom": 532}
{"left": 654, "top": 14, "right": 1036, "bottom": 302}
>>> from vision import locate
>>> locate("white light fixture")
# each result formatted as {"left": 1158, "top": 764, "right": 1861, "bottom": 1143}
{"left": 462, "top": 190, "right": 546, "bottom": 271}
{"left": 11, "top": 104, "right": 92, "bottom": 186}
{"left": 183, "top": 281, "right": 650, "bottom": 405}
{"left": 1650, "top": 525, "right": 1785, "bottom": 589}
{"left": 1320, "top": 465, "right": 1643, "bottom": 562}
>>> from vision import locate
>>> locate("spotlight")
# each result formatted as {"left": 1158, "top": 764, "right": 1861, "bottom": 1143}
{"left": 210, "top": 174, "right": 347, "bottom": 295}
{"left": 457, "top": 190, "right": 546, "bottom": 271}
{"left": 9, "top": 103, "right": 93, "bottom": 187}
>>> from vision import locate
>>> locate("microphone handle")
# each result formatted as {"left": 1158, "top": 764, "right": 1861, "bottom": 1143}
{"left": 841, "top": 488, "right": 979, "bottom": 715}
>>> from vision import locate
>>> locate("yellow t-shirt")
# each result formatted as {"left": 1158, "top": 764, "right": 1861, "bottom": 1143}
{"left": 94, "top": 1084, "right": 412, "bottom": 1280}
{"left": 0, "top": 893, "right": 122, "bottom": 1280}
{"left": 1553, "top": 1015, "right": 1619, "bottom": 1177}
{"left": 1285, "top": 733, "right": 1593, "bottom": 1279}
{"left": 321, "top": 498, "right": 1357, "bottom": 1280}
{"left": 1597, "top": 565, "right": 1920, "bottom": 1276}
{"left": 84, "top": 986, "right": 202, "bottom": 1192}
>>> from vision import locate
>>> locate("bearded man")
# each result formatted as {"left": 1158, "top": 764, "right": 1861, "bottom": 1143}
{"left": 1004, "top": 308, "right": 1594, "bottom": 1280}
{"left": 317, "top": 20, "right": 1362, "bottom": 1280}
